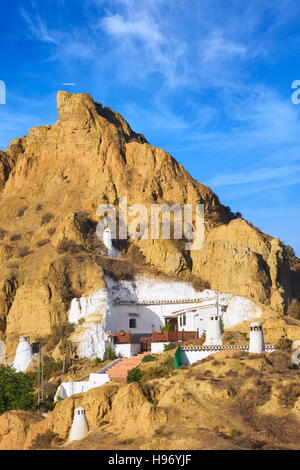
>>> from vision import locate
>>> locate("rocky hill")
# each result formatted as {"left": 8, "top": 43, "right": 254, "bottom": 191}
{"left": 0, "top": 91, "right": 298, "bottom": 357}
{"left": 1, "top": 349, "right": 300, "bottom": 450}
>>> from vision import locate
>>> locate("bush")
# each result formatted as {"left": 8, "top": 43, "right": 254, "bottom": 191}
{"left": 41, "top": 213, "right": 54, "bottom": 225}
{"left": 142, "top": 365, "right": 170, "bottom": 381}
{"left": 47, "top": 227, "right": 56, "bottom": 236}
{"left": 16, "top": 206, "right": 28, "bottom": 217}
{"left": 29, "top": 430, "right": 63, "bottom": 450}
{"left": 163, "top": 343, "right": 177, "bottom": 351}
{"left": 56, "top": 238, "right": 82, "bottom": 255}
{"left": 103, "top": 347, "right": 116, "bottom": 361}
{"left": 43, "top": 358, "right": 63, "bottom": 380}
{"left": 142, "top": 355, "right": 174, "bottom": 381}
{"left": 36, "top": 239, "right": 50, "bottom": 247}
{"left": 10, "top": 234, "right": 21, "bottom": 242}
{"left": 0, "top": 229, "right": 6, "bottom": 240}
{"left": 142, "top": 355, "right": 157, "bottom": 363}
{"left": 16, "top": 246, "right": 31, "bottom": 258}
{"left": 278, "top": 382, "right": 300, "bottom": 408}
{"left": 0, "top": 366, "right": 34, "bottom": 413}
{"left": 228, "top": 428, "right": 242, "bottom": 438}
{"left": 276, "top": 337, "right": 293, "bottom": 351}
{"left": 160, "top": 321, "right": 172, "bottom": 332}
{"left": 127, "top": 367, "right": 142, "bottom": 383}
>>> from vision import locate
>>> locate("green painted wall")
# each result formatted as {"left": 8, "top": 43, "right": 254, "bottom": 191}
{"left": 174, "top": 346, "right": 181, "bottom": 370}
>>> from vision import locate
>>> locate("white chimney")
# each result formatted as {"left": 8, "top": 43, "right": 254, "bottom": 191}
{"left": 204, "top": 315, "right": 222, "bottom": 346}
{"left": 249, "top": 322, "right": 265, "bottom": 353}
{"left": 13, "top": 336, "right": 33, "bottom": 372}
{"left": 69, "top": 407, "right": 89, "bottom": 442}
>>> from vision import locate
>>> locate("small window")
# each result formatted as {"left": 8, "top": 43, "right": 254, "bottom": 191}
{"left": 183, "top": 314, "right": 186, "bottom": 326}
{"left": 179, "top": 316, "right": 182, "bottom": 327}
{"left": 129, "top": 318, "right": 136, "bottom": 329}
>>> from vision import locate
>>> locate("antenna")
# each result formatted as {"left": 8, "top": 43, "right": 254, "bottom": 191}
{"left": 37, "top": 344, "right": 44, "bottom": 406}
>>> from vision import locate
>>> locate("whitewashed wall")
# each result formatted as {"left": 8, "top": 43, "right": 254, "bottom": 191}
{"left": 68, "top": 275, "right": 263, "bottom": 360}
{"left": 54, "top": 373, "right": 110, "bottom": 401}
{"left": 151, "top": 342, "right": 171, "bottom": 354}
{"left": 115, "top": 343, "right": 141, "bottom": 357}
{"left": 181, "top": 349, "right": 214, "bottom": 365}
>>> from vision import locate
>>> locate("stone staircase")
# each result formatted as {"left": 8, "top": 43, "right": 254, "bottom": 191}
{"left": 106, "top": 352, "right": 149, "bottom": 383}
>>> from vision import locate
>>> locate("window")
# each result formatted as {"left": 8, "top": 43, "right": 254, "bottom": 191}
{"left": 179, "top": 316, "right": 182, "bottom": 327}
{"left": 183, "top": 314, "right": 186, "bottom": 326}
{"left": 129, "top": 318, "right": 136, "bottom": 329}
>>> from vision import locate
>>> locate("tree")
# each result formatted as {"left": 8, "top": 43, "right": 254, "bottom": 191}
{"left": 0, "top": 366, "right": 34, "bottom": 414}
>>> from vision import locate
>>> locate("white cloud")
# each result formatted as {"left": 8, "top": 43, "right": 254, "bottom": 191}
{"left": 101, "top": 14, "right": 164, "bottom": 43}
{"left": 202, "top": 35, "right": 247, "bottom": 62}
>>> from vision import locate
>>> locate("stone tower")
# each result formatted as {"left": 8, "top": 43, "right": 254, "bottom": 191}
{"left": 13, "top": 336, "right": 33, "bottom": 372}
{"left": 204, "top": 315, "right": 223, "bottom": 346}
{"left": 69, "top": 407, "right": 90, "bottom": 442}
{"left": 249, "top": 322, "right": 265, "bottom": 353}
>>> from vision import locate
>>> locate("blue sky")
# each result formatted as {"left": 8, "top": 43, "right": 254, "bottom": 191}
{"left": 1, "top": 0, "right": 300, "bottom": 254}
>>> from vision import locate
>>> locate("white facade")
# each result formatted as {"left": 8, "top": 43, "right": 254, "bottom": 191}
{"left": 115, "top": 342, "right": 141, "bottom": 357}
{"left": 13, "top": 336, "right": 33, "bottom": 372}
{"left": 68, "top": 276, "right": 263, "bottom": 360}
{"left": 151, "top": 342, "right": 171, "bottom": 354}
{"left": 249, "top": 322, "right": 265, "bottom": 353}
{"left": 181, "top": 349, "right": 217, "bottom": 365}
{"left": 69, "top": 407, "right": 89, "bottom": 442}
{"left": 55, "top": 372, "right": 111, "bottom": 401}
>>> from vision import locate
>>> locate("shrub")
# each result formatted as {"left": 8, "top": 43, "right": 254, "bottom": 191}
{"left": 142, "top": 355, "right": 157, "bottom": 363}
{"left": 36, "top": 239, "right": 50, "bottom": 247}
{"left": 160, "top": 321, "right": 171, "bottom": 332}
{"left": 276, "top": 337, "right": 293, "bottom": 351}
{"left": 16, "top": 206, "right": 28, "bottom": 217}
{"left": 41, "top": 213, "right": 54, "bottom": 225}
{"left": 278, "top": 382, "right": 300, "bottom": 408}
{"left": 35, "top": 204, "right": 43, "bottom": 212}
{"left": 57, "top": 238, "right": 82, "bottom": 255}
{"left": 0, "top": 229, "right": 6, "bottom": 240}
{"left": 163, "top": 343, "right": 177, "bottom": 351}
{"left": 228, "top": 428, "right": 242, "bottom": 438}
{"left": 142, "top": 365, "right": 170, "bottom": 381}
{"left": 103, "top": 347, "right": 116, "bottom": 361}
{"left": 127, "top": 367, "right": 142, "bottom": 383}
{"left": 47, "top": 227, "right": 56, "bottom": 236}
{"left": 29, "top": 430, "right": 63, "bottom": 450}
{"left": 0, "top": 366, "right": 34, "bottom": 413}
{"left": 16, "top": 246, "right": 31, "bottom": 258}
{"left": 10, "top": 234, "right": 21, "bottom": 242}
{"left": 142, "top": 354, "right": 174, "bottom": 381}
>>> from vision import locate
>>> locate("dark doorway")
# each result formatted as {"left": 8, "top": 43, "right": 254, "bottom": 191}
{"left": 165, "top": 317, "right": 178, "bottom": 331}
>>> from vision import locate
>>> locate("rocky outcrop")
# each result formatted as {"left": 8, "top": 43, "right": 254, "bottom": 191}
{"left": 2, "top": 350, "right": 300, "bottom": 450}
{"left": 0, "top": 91, "right": 296, "bottom": 357}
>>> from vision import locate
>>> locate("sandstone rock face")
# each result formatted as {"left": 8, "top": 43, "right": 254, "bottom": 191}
{"left": 0, "top": 410, "right": 43, "bottom": 450}
{"left": 0, "top": 91, "right": 296, "bottom": 357}
{"left": 2, "top": 351, "right": 300, "bottom": 450}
